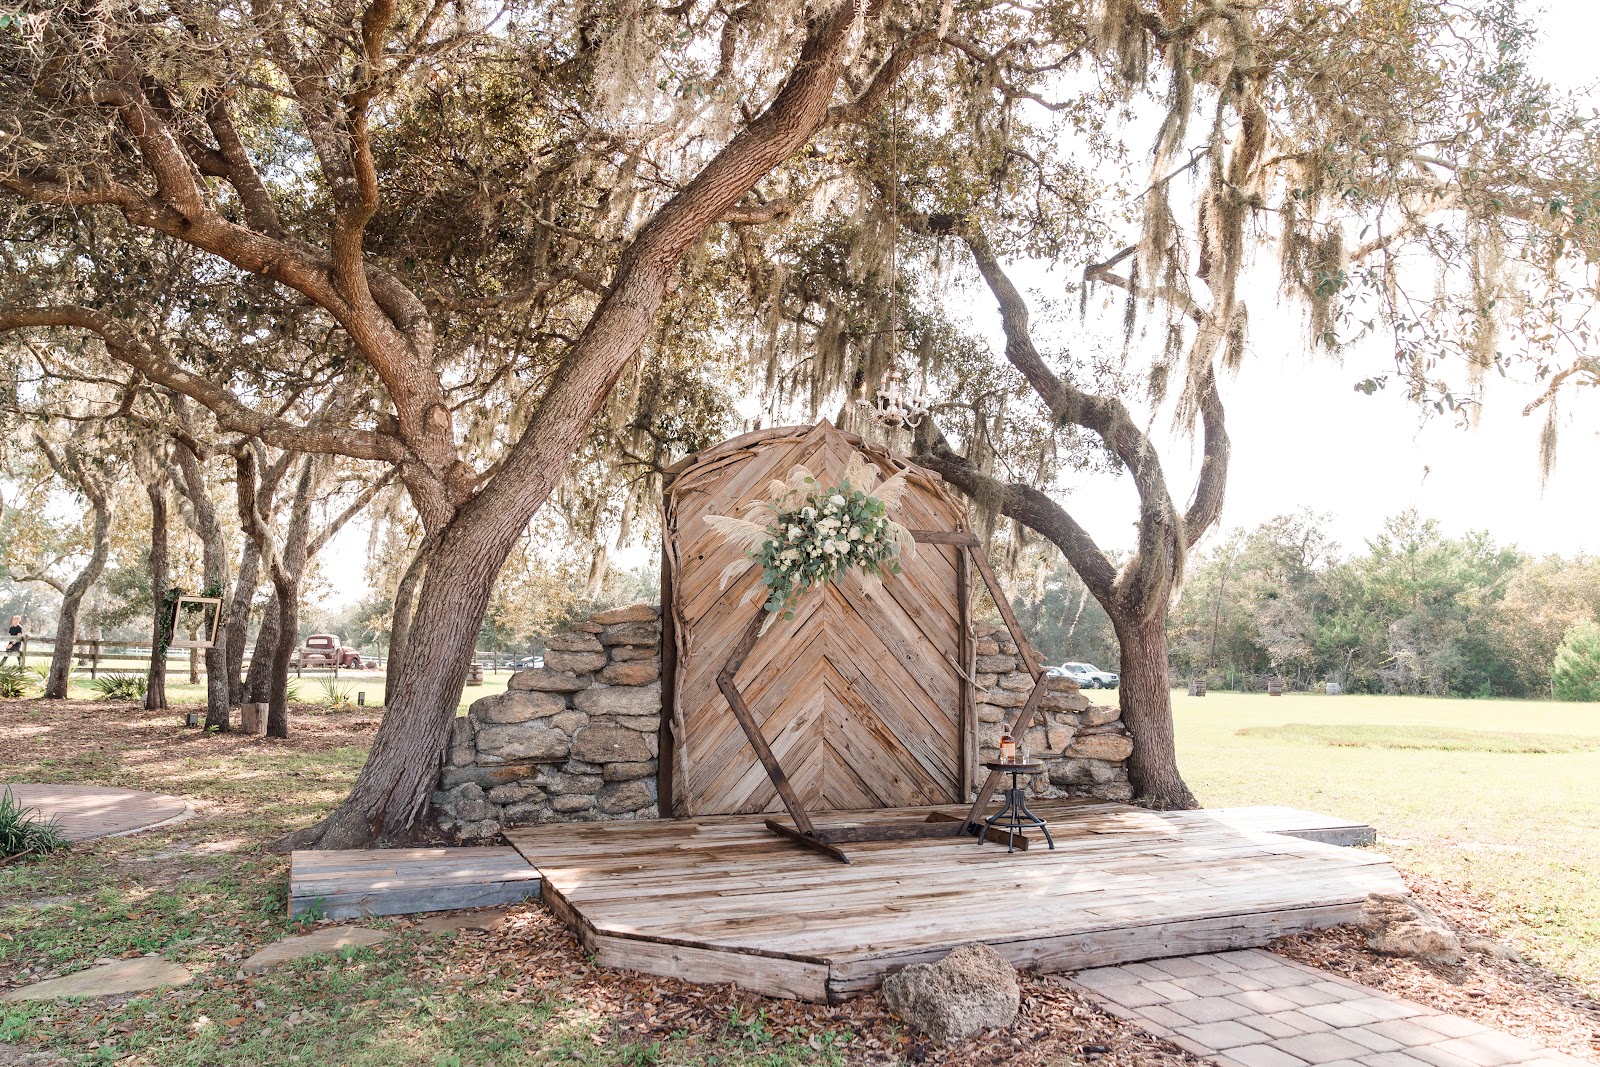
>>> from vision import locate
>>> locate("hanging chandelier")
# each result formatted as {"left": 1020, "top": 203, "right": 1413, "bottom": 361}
{"left": 874, "top": 368, "right": 928, "bottom": 429}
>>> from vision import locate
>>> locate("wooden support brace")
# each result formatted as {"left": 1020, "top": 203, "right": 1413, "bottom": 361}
{"left": 764, "top": 819, "right": 851, "bottom": 864}
{"left": 924, "top": 810, "right": 1033, "bottom": 849}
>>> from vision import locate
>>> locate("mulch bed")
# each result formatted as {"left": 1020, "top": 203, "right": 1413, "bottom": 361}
{"left": 1274, "top": 870, "right": 1600, "bottom": 1062}
{"left": 424, "top": 903, "right": 1202, "bottom": 1067}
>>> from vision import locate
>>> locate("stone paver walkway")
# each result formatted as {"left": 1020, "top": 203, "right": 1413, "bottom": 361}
{"left": 1, "top": 784, "right": 192, "bottom": 841}
{"left": 1067, "top": 950, "right": 1589, "bottom": 1067}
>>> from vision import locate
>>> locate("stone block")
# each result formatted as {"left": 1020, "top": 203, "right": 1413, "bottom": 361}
{"left": 976, "top": 654, "right": 1017, "bottom": 672}
{"left": 551, "top": 795, "right": 594, "bottom": 813}
{"left": 565, "top": 759, "right": 603, "bottom": 774}
{"left": 599, "top": 620, "right": 661, "bottom": 647}
{"left": 448, "top": 715, "right": 475, "bottom": 766}
{"left": 509, "top": 668, "right": 589, "bottom": 693}
{"left": 536, "top": 768, "right": 604, "bottom": 795}
{"left": 448, "top": 783, "right": 492, "bottom": 823}
{"left": 1041, "top": 690, "right": 1091, "bottom": 712}
{"left": 610, "top": 644, "right": 657, "bottom": 662}
{"left": 1082, "top": 704, "right": 1121, "bottom": 727}
{"left": 471, "top": 689, "right": 566, "bottom": 725}
{"left": 976, "top": 687, "right": 1028, "bottom": 708}
{"left": 1046, "top": 725, "right": 1076, "bottom": 752}
{"left": 544, "top": 649, "right": 608, "bottom": 674}
{"left": 998, "top": 672, "right": 1033, "bottom": 692}
{"left": 977, "top": 703, "right": 1007, "bottom": 724}
{"left": 599, "top": 780, "right": 654, "bottom": 813}
{"left": 458, "top": 818, "right": 501, "bottom": 840}
{"left": 573, "top": 682, "right": 661, "bottom": 715}
{"left": 590, "top": 602, "right": 658, "bottom": 625}
{"left": 502, "top": 800, "right": 556, "bottom": 823}
{"left": 1048, "top": 757, "right": 1118, "bottom": 787}
{"left": 974, "top": 673, "right": 997, "bottom": 688}
{"left": 974, "top": 638, "right": 1000, "bottom": 656}
{"left": 486, "top": 781, "right": 546, "bottom": 805}
{"left": 615, "top": 715, "right": 660, "bottom": 733}
{"left": 439, "top": 765, "right": 534, "bottom": 790}
{"left": 1270, "top": 1032, "right": 1374, "bottom": 1064}
{"left": 600, "top": 661, "right": 660, "bottom": 685}
{"left": 604, "top": 760, "right": 657, "bottom": 782}
{"left": 545, "top": 631, "right": 604, "bottom": 653}
{"left": 476, "top": 722, "right": 570, "bottom": 765}
{"left": 1044, "top": 674, "right": 1080, "bottom": 692}
{"left": 1067, "top": 733, "right": 1134, "bottom": 761}
{"left": 880, "top": 943, "right": 1019, "bottom": 1045}
{"left": 570, "top": 724, "right": 652, "bottom": 764}
{"left": 550, "top": 711, "right": 588, "bottom": 735}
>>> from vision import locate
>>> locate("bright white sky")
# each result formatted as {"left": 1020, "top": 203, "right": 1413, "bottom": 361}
{"left": 320, "top": 1, "right": 1600, "bottom": 610}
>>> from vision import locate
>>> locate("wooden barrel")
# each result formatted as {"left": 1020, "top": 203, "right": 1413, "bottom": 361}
{"left": 466, "top": 662, "right": 484, "bottom": 687}
{"left": 1267, "top": 678, "right": 1283, "bottom": 697}
{"left": 1187, "top": 679, "right": 1207, "bottom": 697}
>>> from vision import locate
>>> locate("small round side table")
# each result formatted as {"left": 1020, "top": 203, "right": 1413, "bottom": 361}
{"left": 980, "top": 761, "right": 1055, "bottom": 853}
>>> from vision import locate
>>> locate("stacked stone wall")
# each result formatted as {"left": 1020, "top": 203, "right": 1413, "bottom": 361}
{"left": 970, "top": 621, "right": 1134, "bottom": 802}
{"left": 432, "top": 604, "right": 663, "bottom": 840}
{"left": 435, "top": 606, "right": 1134, "bottom": 839}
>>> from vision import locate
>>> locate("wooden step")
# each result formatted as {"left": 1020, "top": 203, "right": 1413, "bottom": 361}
{"left": 288, "top": 846, "right": 540, "bottom": 920}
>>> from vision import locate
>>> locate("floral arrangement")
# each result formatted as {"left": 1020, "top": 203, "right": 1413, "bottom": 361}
{"left": 705, "top": 453, "right": 917, "bottom": 620}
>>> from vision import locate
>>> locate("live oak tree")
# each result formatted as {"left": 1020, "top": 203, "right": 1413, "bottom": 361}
{"left": 0, "top": 0, "right": 946, "bottom": 847}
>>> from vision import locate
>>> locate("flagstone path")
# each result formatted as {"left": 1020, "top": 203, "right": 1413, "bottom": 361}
{"left": 1066, "top": 950, "right": 1591, "bottom": 1067}
{"left": 1, "top": 784, "right": 192, "bottom": 842}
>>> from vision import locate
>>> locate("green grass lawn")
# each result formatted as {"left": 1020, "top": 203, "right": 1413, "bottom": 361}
{"left": 1174, "top": 689, "right": 1600, "bottom": 994}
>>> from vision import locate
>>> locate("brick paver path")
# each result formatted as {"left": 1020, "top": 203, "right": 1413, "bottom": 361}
{"left": 1, "top": 784, "right": 191, "bottom": 841}
{"left": 1067, "top": 950, "right": 1590, "bottom": 1067}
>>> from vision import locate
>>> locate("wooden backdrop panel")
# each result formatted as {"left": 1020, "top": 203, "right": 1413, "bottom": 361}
{"left": 663, "top": 422, "right": 971, "bottom": 817}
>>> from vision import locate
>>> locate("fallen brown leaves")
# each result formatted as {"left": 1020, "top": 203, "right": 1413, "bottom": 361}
{"left": 421, "top": 903, "right": 1202, "bottom": 1067}
{"left": 1274, "top": 871, "right": 1600, "bottom": 1062}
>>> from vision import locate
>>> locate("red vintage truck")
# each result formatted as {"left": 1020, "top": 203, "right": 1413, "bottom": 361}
{"left": 292, "top": 634, "right": 364, "bottom": 669}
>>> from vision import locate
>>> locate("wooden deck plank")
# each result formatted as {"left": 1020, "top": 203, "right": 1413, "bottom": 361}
{"left": 505, "top": 800, "right": 1396, "bottom": 1002}
{"left": 289, "top": 846, "right": 540, "bottom": 920}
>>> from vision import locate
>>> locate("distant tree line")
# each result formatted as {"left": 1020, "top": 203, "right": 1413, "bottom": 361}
{"left": 1161, "top": 510, "right": 1600, "bottom": 698}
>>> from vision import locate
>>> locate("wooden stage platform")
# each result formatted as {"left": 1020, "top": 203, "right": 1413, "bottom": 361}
{"left": 505, "top": 799, "right": 1402, "bottom": 1003}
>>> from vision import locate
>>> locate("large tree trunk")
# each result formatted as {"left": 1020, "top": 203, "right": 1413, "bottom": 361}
{"left": 225, "top": 536, "right": 261, "bottom": 706}
{"left": 245, "top": 592, "right": 280, "bottom": 704}
{"left": 1114, "top": 611, "right": 1196, "bottom": 810}
{"left": 44, "top": 497, "right": 111, "bottom": 699}
{"left": 173, "top": 438, "right": 233, "bottom": 730}
{"left": 144, "top": 481, "right": 169, "bottom": 710}
{"left": 384, "top": 540, "right": 430, "bottom": 706}
{"left": 276, "top": 508, "right": 517, "bottom": 850}
{"left": 265, "top": 458, "right": 316, "bottom": 738}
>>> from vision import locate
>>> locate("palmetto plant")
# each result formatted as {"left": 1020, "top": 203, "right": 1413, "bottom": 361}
{"left": 85, "top": 671, "right": 149, "bottom": 701}
{"left": 319, "top": 679, "right": 354, "bottom": 708}
{"left": 0, "top": 787, "right": 67, "bottom": 861}
{"left": 0, "top": 664, "right": 35, "bottom": 699}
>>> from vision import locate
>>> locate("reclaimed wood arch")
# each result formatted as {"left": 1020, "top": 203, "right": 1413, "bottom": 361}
{"left": 660, "top": 420, "right": 1053, "bottom": 862}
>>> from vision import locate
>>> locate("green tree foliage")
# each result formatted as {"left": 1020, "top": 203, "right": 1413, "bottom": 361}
{"left": 1552, "top": 622, "right": 1600, "bottom": 703}
{"left": 1168, "top": 511, "right": 1594, "bottom": 697}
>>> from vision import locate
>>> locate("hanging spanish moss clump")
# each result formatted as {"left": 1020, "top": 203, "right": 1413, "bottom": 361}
{"left": 1465, "top": 217, "right": 1507, "bottom": 396}
{"left": 1092, "top": 0, "right": 1153, "bottom": 91}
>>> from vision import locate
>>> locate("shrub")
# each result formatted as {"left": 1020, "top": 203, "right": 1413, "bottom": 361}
{"left": 0, "top": 788, "right": 67, "bottom": 860}
{"left": 1552, "top": 621, "right": 1600, "bottom": 702}
{"left": 0, "top": 664, "right": 35, "bottom": 699}
{"left": 85, "top": 671, "right": 149, "bottom": 701}
{"left": 319, "top": 679, "right": 354, "bottom": 708}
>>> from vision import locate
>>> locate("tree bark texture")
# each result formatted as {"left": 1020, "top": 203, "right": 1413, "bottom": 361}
{"left": 44, "top": 492, "right": 110, "bottom": 700}
{"left": 245, "top": 595, "right": 280, "bottom": 705}
{"left": 265, "top": 459, "right": 316, "bottom": 738}
{"left": 383, "top": 539, "right": 430, "bottom": 706}
{"left": 173, "top": 441, "right": 232, "bottom": 730}
{"left": 225, "top": 535, "right": 260, "bottom": 706}
{"left": 1114, "top": 612, "right": 1197, "bottom": 809}
{"left": 143, "top": 481, "right": 169, "bottom": 710}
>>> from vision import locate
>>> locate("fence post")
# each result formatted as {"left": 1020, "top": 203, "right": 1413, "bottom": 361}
{"left": 90, "top": 639, "right": 100, "bottom": 680}
{"left": 17, "top": 636, "right": 25, "bottom": 669}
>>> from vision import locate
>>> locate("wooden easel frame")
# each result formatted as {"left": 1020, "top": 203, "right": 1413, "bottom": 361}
{"left": 716, "top": 529, "right": 1055, "bottom": 864}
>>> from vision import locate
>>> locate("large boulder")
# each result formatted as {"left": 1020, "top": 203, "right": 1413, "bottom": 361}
{"left": 545, "top": 631, "right": 604, "bottom": 653}
{"left": 573, "top": 682, "right": 661, "bottom": 715}
{"left": 881, "top": 943, "right": 1019, "bottom": 1045}
{"left": 544, "top": 649, "right": 608, "bottom": 674}
{"left": 509, "top": 667, "right": 590, "bottom": 693}
{"left": 599, "top": 620, "right": 661, "bottom": 647}
{"left": 1356, "top": 893, "right": 1463, "bottom": 964}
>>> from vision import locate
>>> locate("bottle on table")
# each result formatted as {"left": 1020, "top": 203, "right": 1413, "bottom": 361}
{"left": 999, "top": 723, "right": 1016, "bottom": 763}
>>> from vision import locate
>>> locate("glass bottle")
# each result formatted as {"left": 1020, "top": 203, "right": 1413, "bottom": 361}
{"left": 999, "top": 723, "right": 1016, "bottom": 763}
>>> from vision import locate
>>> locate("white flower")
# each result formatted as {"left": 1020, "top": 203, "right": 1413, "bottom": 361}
{"left": 864, "top": 533, "right": 875, "bottom": 543}
{"left": 829, "top": 494, "right": 845, "bottom": 507}
{"left": 801, "top": 506, "right": 815, "bottom": 520}
{"left": 787, "top": 525, "right": 802, "bottom": 540}
{"left": 847, "top": 526, "right": 861, "bottom": 540}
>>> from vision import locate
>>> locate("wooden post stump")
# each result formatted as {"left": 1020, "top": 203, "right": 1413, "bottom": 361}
{"left": 240, "top": 702, "right": 267, "bottom": 735}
